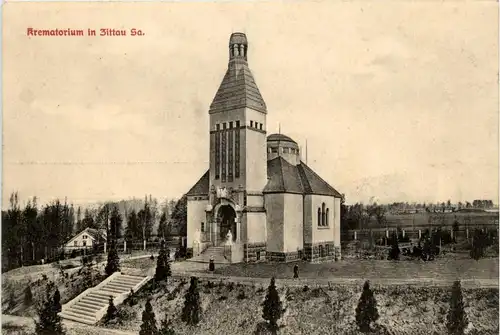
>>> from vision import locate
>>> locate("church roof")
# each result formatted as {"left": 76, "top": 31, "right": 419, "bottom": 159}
{"left": 267, "top": 133, "right": 297, "bottom": 144}
{"left": 264, "top": 156, "right": 304, "bottom": 194}
{"left": 209, "top": 64, "right": 267, "bottom": 114}
{"left": 264, "top": 156, "right": 342, "bottom": 197}
{"left": 186, "top": 170, "right": 210, "bottom": 196}
{"left": 296, "top": 162, "right": 343, "bottom": 197}
{"left": 185, "top": 158, "right": 342, "bottom": 198}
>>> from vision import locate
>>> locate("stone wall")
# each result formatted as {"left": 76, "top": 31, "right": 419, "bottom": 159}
{"left": 303, "top": 241, "right": 336, "bottom": 262}
{"left": 244, "top": 242, "right": 266, "bottom": 263}
{"left": 266, "top": 250, "right": 302, "bottom": 263}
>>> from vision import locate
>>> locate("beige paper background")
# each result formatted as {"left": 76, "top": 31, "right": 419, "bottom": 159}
{"left": 2, "top": 1, "right": 498, "bottom": 208}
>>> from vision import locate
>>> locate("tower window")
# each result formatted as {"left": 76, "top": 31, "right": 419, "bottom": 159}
{"left": 216, "top": 124, "right": 220, "bottom": 131}
{"left": 250, "top": 121, "right": 253, "bottom": 128}
{"left": 223, "top": 123, "right": 227, "bottom": 129}
{"left": 229, "top": 121, "right": 233, "bottom": 129}
{"left": 271, "top": 147, "right": 278, "bottom": 153}
{"left": 259, "top": 123, "right": 263, "bottom": 130}
{"left": 236, "top": 120, "right": 240, "bottom": 128}
{"left": 283, "top": 148, "right": 289, "bottom": 154}
{"left": 201, "top": 222, "right": 205, "bottom": 233}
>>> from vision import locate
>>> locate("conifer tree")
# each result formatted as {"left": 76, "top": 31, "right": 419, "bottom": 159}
{"left": 139, "top": 299, "right": 158, "bottom": 335}
{"left": 355, "top": 280, "right": 379, "bottom": 333}
{"left": 24, "top": 284, "right": 33, "bottom": 306}
{"left": 181, "top": 276, "right": 201, "bottom": 326}
{"left": 35, "top": 287, "right": 65, "bottom": 335}
{"left": 262, "top": 277, "right": 283, "bottom": 333}
{"left": 155, "top": 241, "right": 171, "bottom": 282}
{"left": 388, "top": 232, "right": 400, "bottom": 260}
{"left": 8, "top": 291, "right": 16, "bottom": 310}
{"left": 159, "top": 314, "right": 176, "bottom": 335}
{"left": 105, "top": 242, "right": 120, "bottom": 277}
{"left": 105, "top": 296, "right": 118, "bottom": 323}
{"left": 446, "top": 280, "right": 468, "bottom": 335}
{"left": 53, "top": 288, "right": 62, "bottom": 313}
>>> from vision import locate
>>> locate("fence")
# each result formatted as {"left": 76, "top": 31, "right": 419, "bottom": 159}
{"left": 342, "top": 226, "right": 499, "bottom": 245}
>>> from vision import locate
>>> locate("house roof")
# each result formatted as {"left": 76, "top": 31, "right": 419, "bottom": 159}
{"left": 186, "top": 170, "right": 210, "bottom": 196}
{"left": 296, "top": 161, "right": 343, "bottom": 197}
{"left": 264, "top": 156, "right": 304, "bottom": 194}
{"left": 267, "top": 134, "right": 297, "bottom": 144}
{"left": 66, "top": 227, "right": 106, "bottom": 245}
{"left": 209, "top": 62, "right": 267, "bottom": 114}
{"left": 184, "top": 158, "right": 342, "bottom": 198}
{"left": 264, "top": 156, "right": 342, "bottom": 198}
{"left": 86, "top": 228, "right": 106, "bottom": 241}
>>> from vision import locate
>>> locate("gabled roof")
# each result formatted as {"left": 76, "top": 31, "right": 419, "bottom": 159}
{"left": 264, "top": 156, "right": 342, "bottom": 198}
{"left": 209, "top": 63, "right": 267, "bottom": 114}
{"left": 186, "top": 170, "right": 210, "bottom": 196}
{"left": 297, "top": 162, "right": 343, "bottom": 198}
{"left": 66, "top": 227, "right": 106, "bottom": 245}
{"left": 86, "top": 228, "right": 106, "bottom": 242}
{"left": 264, "top": 156, "right": 304, "bottom": 194}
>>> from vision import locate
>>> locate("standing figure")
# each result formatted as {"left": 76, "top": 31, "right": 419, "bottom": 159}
{"left": 293, "top": 264, "right": 299, "bottom": 279}
{"left": 209, "top": 255, "right": 215, "bottom": 271}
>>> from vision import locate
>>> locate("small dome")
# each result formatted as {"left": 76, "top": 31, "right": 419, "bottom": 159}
{"left": 267, "top": 133, "right": 297, "bottom": 144}
{"left": 229, "top": 32, "right": 248, "bottom": 46}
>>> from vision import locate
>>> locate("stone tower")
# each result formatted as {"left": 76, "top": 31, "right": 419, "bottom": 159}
{"left": 206, "top": 32, "right": 268, "bottom": 254}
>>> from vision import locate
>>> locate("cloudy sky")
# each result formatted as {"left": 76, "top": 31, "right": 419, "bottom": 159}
{"left": 3, "top": 1, "right": 498, "bottom": 208}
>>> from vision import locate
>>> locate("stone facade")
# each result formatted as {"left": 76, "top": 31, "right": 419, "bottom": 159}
{"left": 304, "top": 241, "right": 336, "bottom": 262}
{"left": 243, "top": 242, "right": 266, "bottom": 263}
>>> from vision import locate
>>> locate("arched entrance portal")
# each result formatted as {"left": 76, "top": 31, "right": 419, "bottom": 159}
{"left": 217, "top": 205, "right": 237, "bottom": 244}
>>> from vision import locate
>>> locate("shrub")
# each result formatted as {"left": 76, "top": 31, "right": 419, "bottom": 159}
{"left": 262, "top": 277, "right": 283, "bottom": 333}
{"left": 388, "top": 232, "right": 400, "bottom": 260}
{"left": 24, "top": 285, "right": 33, "bottom": 306}
{"left": 355, "top": 280, "right": 379, "bottom": 333}
{"left": 155, "top": 241, "right": 171, "bottom": 282}
{"left": 35, "top": 286, "right": 65, "bottom": 335}
{"left": 105, "top": 244, "right": 120, "bottom": 277}
{"left": 181, "top": 277, "right": 201, "bottom": 326}
{"left": 104, "top": 296, "right": 118, "bottom": 324}
{"left": 237, "top": 289, "right": 246, "bottom": 300}
{"left": 159, "top": 315, "right": 176, "bottom": 335}
{"left": 446, "top": 280, "right": 468, "bottom": 335}
{"left": 53, "top": 288, "right": 61, "bottom": 313}
{"left": 139, "top": 299, "right": 158, "bottom": 335}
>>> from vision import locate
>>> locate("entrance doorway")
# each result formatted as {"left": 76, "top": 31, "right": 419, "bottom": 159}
{"left": 217, "top": 205, "right": 237, "bottom": 244}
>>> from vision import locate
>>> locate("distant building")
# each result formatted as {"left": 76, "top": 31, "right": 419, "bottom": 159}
{"left": 64, "top": 228, "right": 106, "bottom": 251}
{"left": 184, "top": 33, "right": 342, "bottom": 263}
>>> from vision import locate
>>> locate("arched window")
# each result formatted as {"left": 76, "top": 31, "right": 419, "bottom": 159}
{"left": 317, "top": 208, "right": 321, "bottom": 226}
{"left": 326, "top": 208, "right": 329, "bottom": 226}
{"left": 321, "top": 203, "right": 326, "bottom": 226}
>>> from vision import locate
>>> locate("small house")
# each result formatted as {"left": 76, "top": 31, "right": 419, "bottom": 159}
{"left": 64, "top": 228, "right": 107, "bottom": 251}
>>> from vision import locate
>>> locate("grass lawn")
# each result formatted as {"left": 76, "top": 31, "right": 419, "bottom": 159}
{"left": 213, "top": 256, "right": 499, "bottom": 282}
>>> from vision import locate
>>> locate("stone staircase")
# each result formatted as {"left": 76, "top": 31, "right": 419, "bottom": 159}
{"left": 188, "top": 246, "right": 230, "bottom": 264}
{"left": 59, "top": 272, "right": 150, "bottom": 325}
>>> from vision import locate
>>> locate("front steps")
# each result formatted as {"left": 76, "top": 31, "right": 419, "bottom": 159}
{"left": 59, "top": 272, "right": 150, "bottom": 325}
{"left": 188, "top": 246, "right": 230, "bottom": 264}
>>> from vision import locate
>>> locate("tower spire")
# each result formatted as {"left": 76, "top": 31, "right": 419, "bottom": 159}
{"left": 229, "top": 32, "right": 248, "bottom": 62}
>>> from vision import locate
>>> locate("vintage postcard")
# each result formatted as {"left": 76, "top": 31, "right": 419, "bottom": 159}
{"left": 2, "top": 1, "right": 498, "bottom": 334}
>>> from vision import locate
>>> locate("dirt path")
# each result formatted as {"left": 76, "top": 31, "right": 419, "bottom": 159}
{"left": 2, "top": 314, "right": 136, "bottom": 335}
{"left": 170, "top": 264, "right": 498, "bottom": 288}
